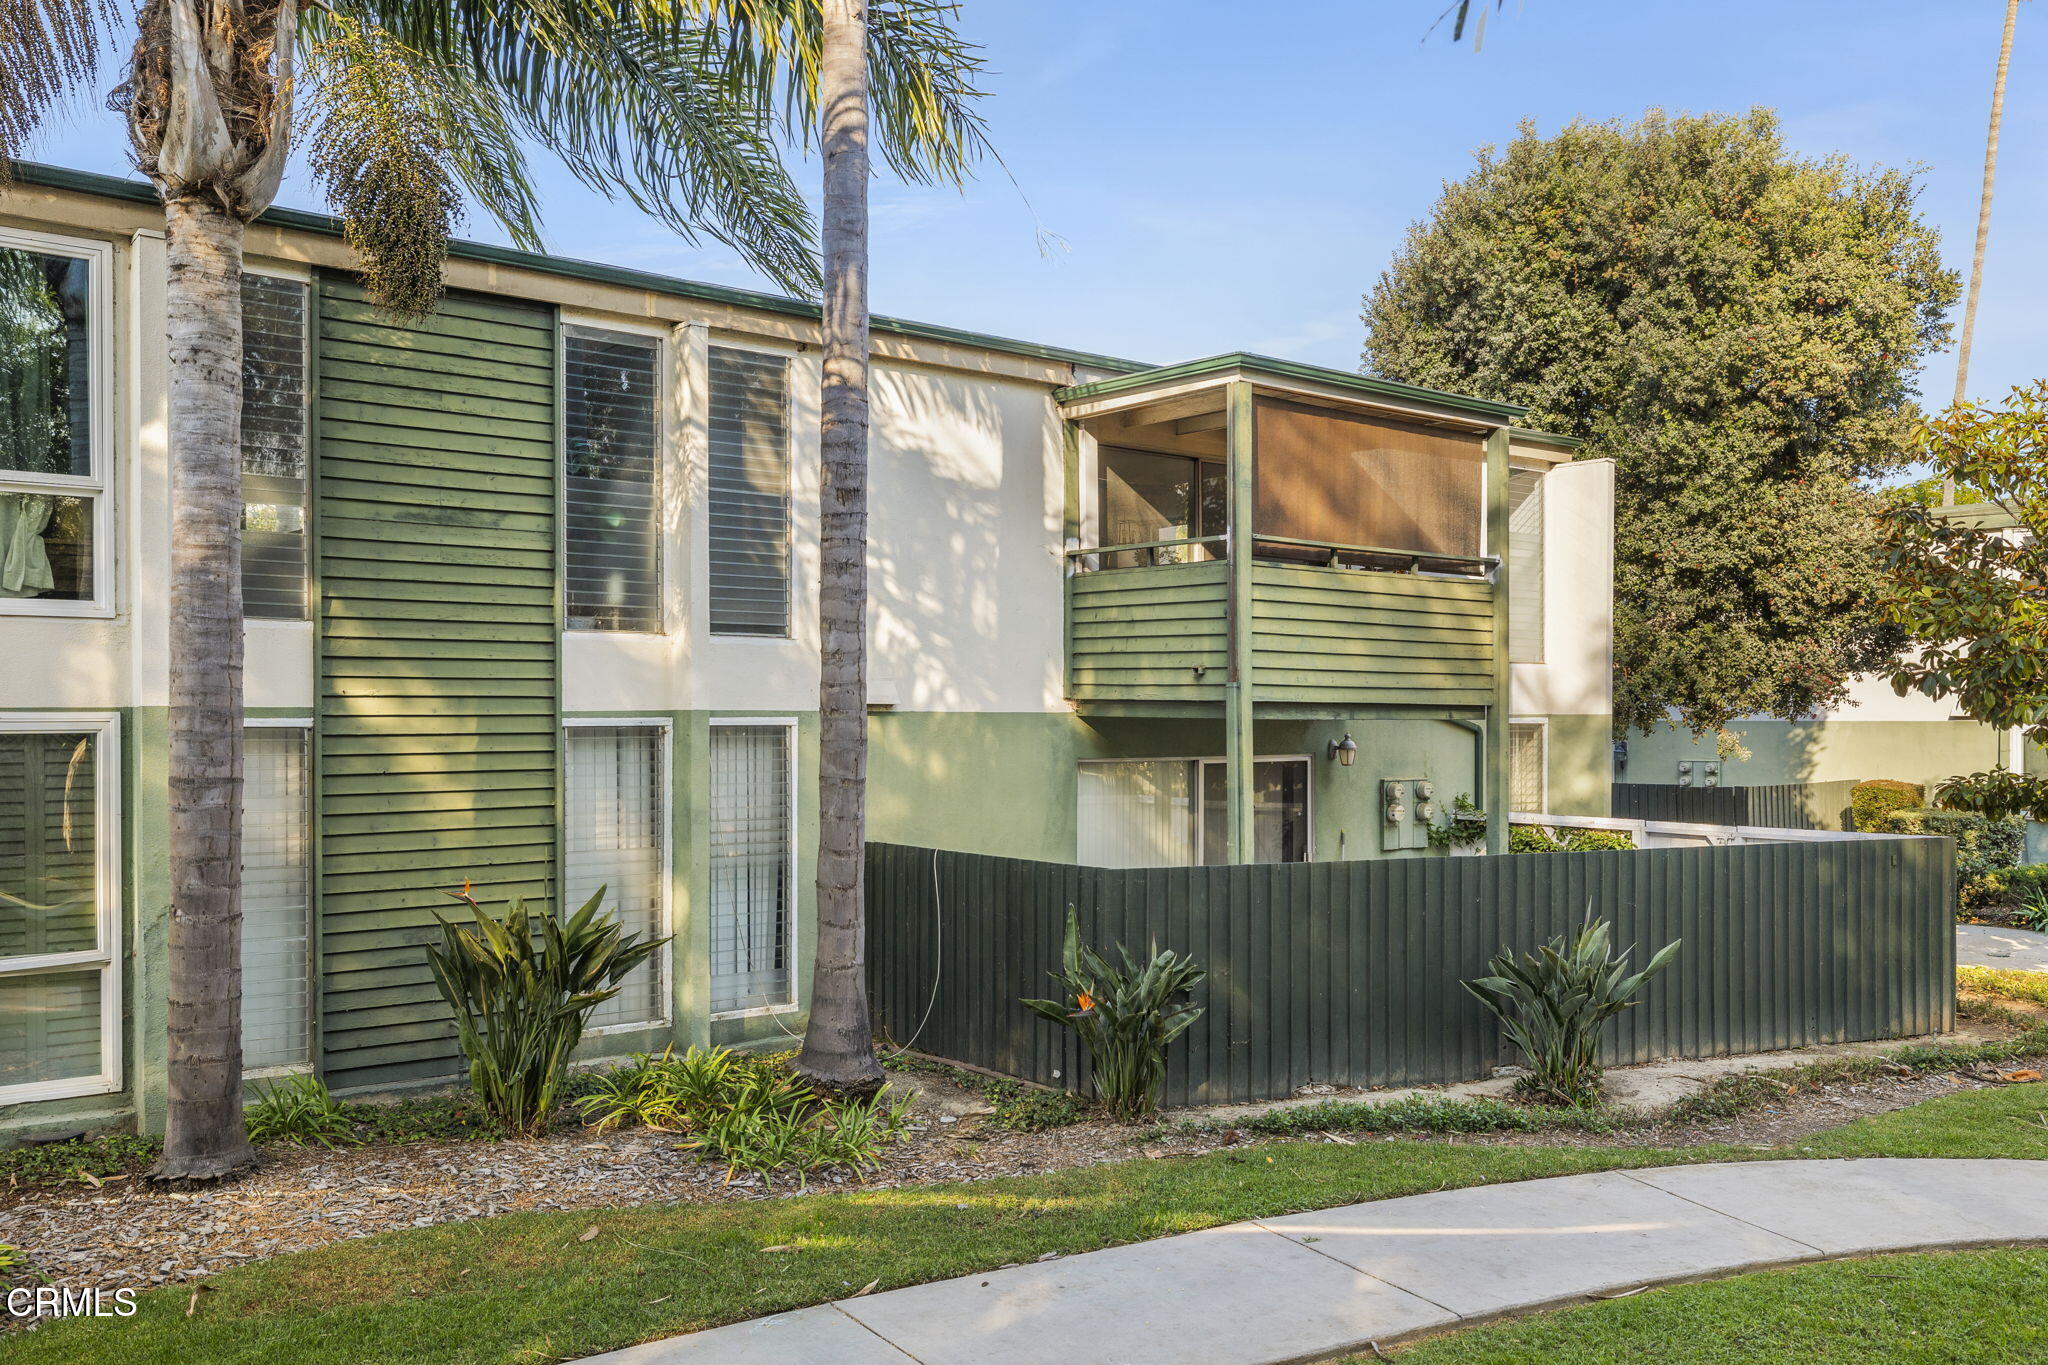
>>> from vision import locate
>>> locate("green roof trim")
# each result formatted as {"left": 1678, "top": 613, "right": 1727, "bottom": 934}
{"left": 1054, "top": 352, "right": 1527, "bottom": 423}
{"left": 1508, "top": 426, "right": 1583, "bottom": 450}
{"left": 6, "top": 161, "right": 1154, "bottom": 378}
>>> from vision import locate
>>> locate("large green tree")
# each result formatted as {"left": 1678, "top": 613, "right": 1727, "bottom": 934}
{"left": 4, "top": 0, "right": 981, "bottom": 1179}
{"left": 1881, "top": 382, "right": 2048, "bottom": 819}
{"left": 1363, "top": 110, "right": 1959, "bottom": 737}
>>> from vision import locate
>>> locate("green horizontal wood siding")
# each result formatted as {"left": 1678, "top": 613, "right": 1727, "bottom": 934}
{"left": 1066, "top": 560, "right": 1498, "bottom": 708}
{"left": 314, "top": 278, "right": 560, "bottom": 1093}
{"left": 868, "top": 836, "right": 1954, "bottom": 1107}
{"left": 1067, "top": 561, "right": 1229, "bottom": 702}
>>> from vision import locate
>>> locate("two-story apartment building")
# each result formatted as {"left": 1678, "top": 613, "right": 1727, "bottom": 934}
{"left": 0, "top": 165, "right": 1612, "bottom": 1138}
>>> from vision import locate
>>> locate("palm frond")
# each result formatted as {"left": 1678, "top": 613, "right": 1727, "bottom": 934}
{"left": 1, "top": 0, "right": 121, "bottom": 169}
{"left": 300, "top": 17, "right": 472, "bottom": 317}
{"left": 323, "top": 0, "right": 822, "bottom": 294}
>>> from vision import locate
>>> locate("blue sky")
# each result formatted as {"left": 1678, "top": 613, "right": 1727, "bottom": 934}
{"left": 22, "top": 1, "right": 2045, "bottom": 406}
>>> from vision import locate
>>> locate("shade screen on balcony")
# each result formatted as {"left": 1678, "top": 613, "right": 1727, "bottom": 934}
{"left": 1252, "top": 398, "right": 1484, "bottom": 557}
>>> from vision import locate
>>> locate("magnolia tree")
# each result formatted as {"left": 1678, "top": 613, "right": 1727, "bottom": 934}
{"left": 1881, "top": 381, "right": 2048, "bottom": 820}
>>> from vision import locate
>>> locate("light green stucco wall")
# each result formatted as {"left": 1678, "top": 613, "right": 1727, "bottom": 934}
{"left": 1545, "top": 713, "right": 1613, "bottom": 818}
{"left": 1625, "top": 719, "right": 2004, "bottom": 791}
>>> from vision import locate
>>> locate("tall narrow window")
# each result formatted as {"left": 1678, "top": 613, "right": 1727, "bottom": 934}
{"left": 709, "top": 724, "right": 793, "bottom": 1013}
{"left": 1, "top": 232, "right": 106, "bottom": 612}
{"left": 565, "top": 328, "right": 662, "bottom": 631}
{"left": 242, "top": 725, "right": 311, "bottom": 1070}
{"left": 1509, "top": 721, "right": 1548, "bottom": 814}
{"left": 240, "top": 274, "right": 309, "bottom": 619}
{"left": 0, "top": 717, "right": 118, "bottom": 1103}
{"left": 707, "top": 347, "right": 791, "bottom": 636}
{"left": 1508, "top": 468, "right": 1545, "bottom": 663}
{"left": 567, "top": 725, "right": 667, "bottom": 1029}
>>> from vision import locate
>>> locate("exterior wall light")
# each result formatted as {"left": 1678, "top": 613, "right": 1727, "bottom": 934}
{"left": 1328, "top": 734, "right": 1358, "bottom": 767}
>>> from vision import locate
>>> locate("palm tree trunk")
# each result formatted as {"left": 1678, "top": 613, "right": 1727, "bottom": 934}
{"left": 798, "top": 0, "right": 883, "bottom": 1094}
{"left": 155, "top": 195, "right": 256, "bottom": 1180}
{"left": 1946, "top": 0, "right": 2022, "bottom": 503}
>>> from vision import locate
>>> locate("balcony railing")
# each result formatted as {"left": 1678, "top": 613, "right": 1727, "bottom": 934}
{"left": 1066, "top": 535, "right": 1496, "bottom": 580}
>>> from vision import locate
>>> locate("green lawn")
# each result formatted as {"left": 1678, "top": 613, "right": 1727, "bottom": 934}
{"left": 5, "top": 1083, "right": 2044, "bottom": 1365}
{"left": 1378, "top": 1248, "right": 2048, "bottom": 1363}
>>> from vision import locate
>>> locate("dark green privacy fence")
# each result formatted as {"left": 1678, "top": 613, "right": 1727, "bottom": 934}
{"left": 866, "top": 837, "right": 1954, "bottom": 1107}
{"left": 1610, "top": 781, "right": 1862, "bottom": 832}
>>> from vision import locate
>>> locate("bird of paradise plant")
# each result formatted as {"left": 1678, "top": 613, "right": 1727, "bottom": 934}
{"left": 1022, "top": 909, "right": 1204, "bottom": 1120}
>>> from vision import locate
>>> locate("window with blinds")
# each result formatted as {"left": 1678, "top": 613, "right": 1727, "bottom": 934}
{"left": 707, "top": 347, "right": 791, "bottom": 636}
{"left": 567, "top": 725, "right": 668, "bottom": 1029}
{"left": 241, "top": 274, "right": 309, "bottom": 619}
{"left": 0, "top": 722, "right": 115, "bottom": 1100}
{"left": 709, "top": 724, "right": 793, "bottom": 1013}
{"left": 565, "top": 329, "right": 662, "bottom": 631}
{"left": 242, "top": 726, "right": 311, "bottom": 1070}
{"left": 1508, "top": 468, "right": 1545, "bottom": 664}
{"left": 1509, "top": 721, "right": 1548, "bottom": 814}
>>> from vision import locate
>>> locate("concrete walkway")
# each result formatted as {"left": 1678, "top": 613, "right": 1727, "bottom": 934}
{"left": 577, "top": 1158, "right": 2048, "bottom": 1365}
{"left": 1960, "top": 921, "right": 2048, "bottom": 973}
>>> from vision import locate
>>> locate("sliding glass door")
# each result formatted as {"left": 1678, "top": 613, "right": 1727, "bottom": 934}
{"left": 1077, "top": 757, "right": 1308, "bottom": 867}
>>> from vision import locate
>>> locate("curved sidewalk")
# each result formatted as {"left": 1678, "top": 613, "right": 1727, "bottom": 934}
{"left": 576, "top": 1158, "right": 2048, "bottom": 1365}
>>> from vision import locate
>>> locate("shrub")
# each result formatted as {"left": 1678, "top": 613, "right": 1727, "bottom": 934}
{"left": 1022, "top": 909, "right": 1205, "bottom": 1120}
{"left": 1509, "top": 824, "right": 1638, "bottom": 853}
{"left": 1462, "top": 917, "right": 1681, "bottom": 1107}
{"left": 574, "top": 1046, "right": 915, "bottom": 1185}
{"left": 983, "top": 1078, "right": 1088, "bottom": 1132}
{"left": 1872, "top": 808, "right": 2025, "bottom": 908}
{"left": 1960, "top": 862, "right": 2048, "bottom": 917}
{"left": 1933, "top": 768, "right": 2048, "bottom": 822}
{"left": 1427, "top": 794, "right": 1489, "bottom": 849}
{"left": 425, "top": 885, "right": 669, "bottom": 1136}
{"left": 246, "top": 1074, "right": 358, "bottom": 1149}
{"left": 1851, "top": 778, "right": 1924, "bottom": 831}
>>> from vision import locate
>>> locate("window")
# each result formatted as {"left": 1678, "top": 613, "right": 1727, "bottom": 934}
{"left": 0, "top": 230, "right": 109, "bottom": 613}
{"left": 567, "top": 724, "right": 668, "bottom": 1030}
{"left": 1098, "top": 447, "right": 1226, "bottom": 568}
{"left": 709, "top": 723, "right": 794, "bottom": 1013}
{"left": 0, "top": 715, "right": 120, "bottom": 1103}
{"left": 241, "top": 274, "right": 309, "bottom": 619}
{"left": 1509, "top": 720, "right": 1548, "bottom": 814}
{"left": 1508, "top": 468, "right": 1545, "bottom": 663}
{"left": 565, "top": 328, "right": 662, "bottom": 632}
{"left": 243, "top": 724, "right": 312, "bottom": 1071}
{"left": 707, "top": 347, "right": 791, "bottom": 636}
{"left": 1077, "top": 757, "right": 1309, "bottom": 867}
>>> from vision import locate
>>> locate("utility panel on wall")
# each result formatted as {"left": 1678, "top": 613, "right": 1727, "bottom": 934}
{"left": 1381, "top": 778, "right": 1435, "bottom": 851}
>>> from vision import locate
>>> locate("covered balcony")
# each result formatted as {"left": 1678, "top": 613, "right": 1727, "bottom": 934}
{"left": 1056, "top": 354, "right": 1532, "bottom": 859}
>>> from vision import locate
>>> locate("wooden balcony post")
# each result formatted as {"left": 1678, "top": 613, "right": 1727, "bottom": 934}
{"left": 1485, "top": 426, "right": 1512, "bottom": 855}
{"left": 1226, "top": 380, "right": 1257, "bottom": 863}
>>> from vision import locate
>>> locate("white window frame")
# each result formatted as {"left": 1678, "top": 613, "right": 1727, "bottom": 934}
{"left": 1509, "top": 716, "right": 1550, "bottom": 815}
{"left": 0, "top": 711, "right": 123, "bottom": 1104}
{"left": 565, "top": 715, "right": 675, "bottom": 1035}
{"left": 703, "top": 340, "right": 797, "bottom": 642}
{"left": 242, "top": 714, "right": 314, "bottom": 1077}
{"left": 707, "top": 715, "right": 799, "bottom": 1020}
{"left": 560, "top": 317, "right": 670, "bottom": 636}
{"left": 0, "top": 227, "right": 117, "bottom": 618}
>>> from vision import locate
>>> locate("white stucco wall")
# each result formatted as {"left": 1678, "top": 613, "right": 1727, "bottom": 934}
{"left": 1510, "top": 457, "right": 1614, "bottom": 719}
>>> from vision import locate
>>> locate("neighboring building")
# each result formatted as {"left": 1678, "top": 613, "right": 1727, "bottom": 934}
{"left": 0, "top": 165, "right": 1611, "bottom": 1137}
{"left": 1623, "top": 499, "right": 2036, "bottom": 798}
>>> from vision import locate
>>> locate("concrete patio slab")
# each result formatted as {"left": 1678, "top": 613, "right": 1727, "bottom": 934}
{"left": 1255, "top": 1169, "right": 1813, "bottom": 1315}
{"left": 837, "top": 1219, "right": 1453, "bottom": 1365}
{"left": 567, "top": 1158, "right": 2048, "bottom": 1365}
{"left": 1632, "top": 1158, "right": 2048, "bottom": 1254}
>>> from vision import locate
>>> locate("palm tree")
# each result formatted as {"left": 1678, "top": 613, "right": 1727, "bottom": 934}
{"left": 4, "top": 0, "right": 983, "bottom": 1179}
{"left": 797, "top": 0, "right": 881, "bottom": 1094}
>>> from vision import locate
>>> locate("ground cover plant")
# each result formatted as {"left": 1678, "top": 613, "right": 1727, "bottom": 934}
{"left": 245, "top": 1075, "right": 359, "bottom": 1150}
{"left": 572, "top": 1045, "right": 915, "bottom": 1186}
{"left": 881, "top": 1053, "right": 1091, "bottom": 1131}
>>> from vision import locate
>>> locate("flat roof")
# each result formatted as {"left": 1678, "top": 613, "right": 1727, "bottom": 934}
{"left": 1056, "top": 352, "right": 1543, "bottom": 430}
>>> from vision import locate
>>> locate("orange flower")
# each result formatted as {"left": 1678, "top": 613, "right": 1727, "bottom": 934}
{"left": 1075, "top": 992, "right": 1095, "bottom": 1012}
